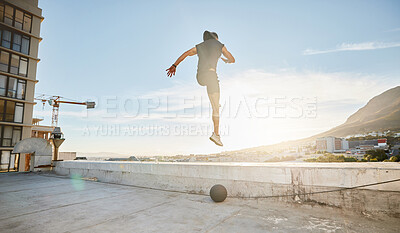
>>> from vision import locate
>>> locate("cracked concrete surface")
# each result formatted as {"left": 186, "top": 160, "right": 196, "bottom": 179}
{"left": 0, "top": 172, "right": 399, "bottom": 233}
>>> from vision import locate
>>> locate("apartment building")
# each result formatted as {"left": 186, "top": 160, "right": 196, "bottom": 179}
{"left": 316, "top": 136, "right": 349, "bottom": 153}
{"left": 0, "top": 0, "right": 42, "bottom": 172}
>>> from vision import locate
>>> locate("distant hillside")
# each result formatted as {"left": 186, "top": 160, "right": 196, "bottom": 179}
{"left": 319, "top": 85, "right": 400, "bottom": 137}
{"left": 233, "top": 86, "right": 400, "bottom": 153}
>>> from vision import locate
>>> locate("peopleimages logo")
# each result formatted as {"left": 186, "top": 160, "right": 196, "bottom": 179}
{"left": 80, "top": 95, "right": 318, "bottom": 120}
{"left": 76, "top": 94, "right": 317, "bottom": 137}
{"left": 81, "top": 124, "right": 230, "bottom": 137}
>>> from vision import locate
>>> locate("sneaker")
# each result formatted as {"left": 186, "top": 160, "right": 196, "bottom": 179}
{"left": 210, "top": 132, "right": 223, "bottom": 146}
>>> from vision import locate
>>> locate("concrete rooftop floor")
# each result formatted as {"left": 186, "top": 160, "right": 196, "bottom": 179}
{"left": 0, "top": 172, "right": 399, "bottom": 233}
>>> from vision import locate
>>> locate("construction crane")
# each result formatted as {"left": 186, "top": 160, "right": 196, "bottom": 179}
{"left": 35, "top": 95, "right": 96, "bottom": 126}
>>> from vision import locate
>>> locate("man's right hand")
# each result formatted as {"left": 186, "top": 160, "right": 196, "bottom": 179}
{"left": 166, "top": 65, "right": 176, "bottom": 77}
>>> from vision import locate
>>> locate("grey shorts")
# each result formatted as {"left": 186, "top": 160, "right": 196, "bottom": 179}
{"left": 196, "top": 71, "right": 220, "bottom": 94}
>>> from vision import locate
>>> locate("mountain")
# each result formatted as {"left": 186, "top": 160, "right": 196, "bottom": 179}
{"left": 234, "top": 86, "right": 400, "bottom": 153}
{"left": 316, "top": 85, "right": 400, "bottom": 137}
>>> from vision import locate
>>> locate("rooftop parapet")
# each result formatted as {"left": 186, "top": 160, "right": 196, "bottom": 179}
{"left": 54, "top": 161, "right": 400, "bottom": 217}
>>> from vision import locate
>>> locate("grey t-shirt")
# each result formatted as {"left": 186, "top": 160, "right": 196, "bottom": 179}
{"left": 196, "top": 39, "right": 224, "bottom": 73}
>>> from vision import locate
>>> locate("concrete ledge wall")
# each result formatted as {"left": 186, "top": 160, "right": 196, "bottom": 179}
{"left": 54, "top": 161, "right": 400, "bottom": 217}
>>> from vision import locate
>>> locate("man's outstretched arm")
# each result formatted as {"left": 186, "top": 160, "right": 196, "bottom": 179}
{"left": 166, "top": 47, "right": 197, "bottom": 77}
{"left": 221, "top": 46, "right": 235, "bottom": 64}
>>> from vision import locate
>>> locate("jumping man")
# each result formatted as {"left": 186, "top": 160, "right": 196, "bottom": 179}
{"left": 166, "top": 31, "right": 235, "bottom": 146}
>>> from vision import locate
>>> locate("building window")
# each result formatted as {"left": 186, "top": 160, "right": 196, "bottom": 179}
{"left": 1, "top": 126, "right": 20, "bottom": 147}
{"left": 0, "top": 150, "right": 19, "bottom": 172}
{"left": 1, "top": 29, "right": 11, "bottom": 49}
{"left": 2, "top": 126, "right": 12, "bottom": 146}
{"left": 0, "top": 75, "right": 26, "bottom": 99}
{"left": 10, "top": 54, "right": 19, "bottom": 74}
{"left": 0, "top": 99, "right": 3, "bottom": 121}
{"left": 0, "top": 3, "right": 4, "bottom": 23}
{"left": 19, "top": 57, "right": 28, "bottom": 76}
{"left": 4, "top": 5, "right": 13, "bottom": 26}
{"left": 14, "top": 102, "right": 23, "bottom": 123}
{"left": 15, "top": 9, "right": 23, "bottom": 30}
{"left": 0, "top": 28, "right": 31, "bottom": 55}
{"left": 5, "top": 100, "right": 15, "bottom": 122}
{"left": 7, "top": 76, "right": 16, "bottom": 98}
{"left": 0, "top": 51, "right": 28, "bottom": 76}
{"left": 21, "top": 36, "right": 29, "bottom": 54}
{"left": 0, "top": 3, "right": 33, "bottom": 33}
{"left": 1, "top": 125, "right": 22, "bottom": 147}
{"left": 6, "top": 77, "right": 25, "bottom": 100}
{"left": 16, "top": 79, "right": 25, "bottom": 99}
{"left": 0, "top": 50, "right": 9, "bottom": 72}
{"left": 0, "top": 100, "right": 24, "bottom": 123}
{"left": 12, "top": 33, "right": 21, "bottom": 52}
{"left": 0, "top": 74, "right": 6, "bottom": 96}
{"left": 23, "top": 14, "right": 32, "bottom": 33}
{"left": 11, "top": 126, "right": 21, "bottom": 146}
{"left": 0, "top": 150, "right": 10, "bottom": 170}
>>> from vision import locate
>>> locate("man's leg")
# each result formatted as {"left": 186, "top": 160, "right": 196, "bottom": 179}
{"left": 207, "top": 89, "right": 220, "bottom": 136}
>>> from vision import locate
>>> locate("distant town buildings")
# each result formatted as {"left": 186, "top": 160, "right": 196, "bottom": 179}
{"left": 106, "top": 156, "right": 139, "bottom": 161}
{"left": 58, "top": 152, "right": 77, "bottom": 161}
{"left": 316, "top": 137, "right": 349, "bottom": 153}
{"left": 345, "top": 130, "right": 395, "bottom": 138}
{"left": 316, "top": 136, "right": 390, "bottom": 160}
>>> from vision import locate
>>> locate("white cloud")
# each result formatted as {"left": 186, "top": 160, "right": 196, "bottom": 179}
{"left": 303, "top": 41, "right": 400, "bottom": 55}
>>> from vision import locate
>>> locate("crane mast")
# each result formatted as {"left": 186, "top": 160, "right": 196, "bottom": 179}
{"left": 52, "top": 104, "right": 60, "bottom": 126}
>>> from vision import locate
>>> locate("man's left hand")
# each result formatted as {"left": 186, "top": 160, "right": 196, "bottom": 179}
{"left": 166, "top": 65, "right": 176, "bottom": 77}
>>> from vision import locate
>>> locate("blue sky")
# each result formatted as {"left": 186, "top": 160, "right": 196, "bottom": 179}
{"left": 35, "top": 0, "right": 400, "bottom": 156}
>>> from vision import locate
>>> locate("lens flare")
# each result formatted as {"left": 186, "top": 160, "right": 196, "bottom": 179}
{"left": 70, "top": 173, "right": 85, "bottom": 191}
